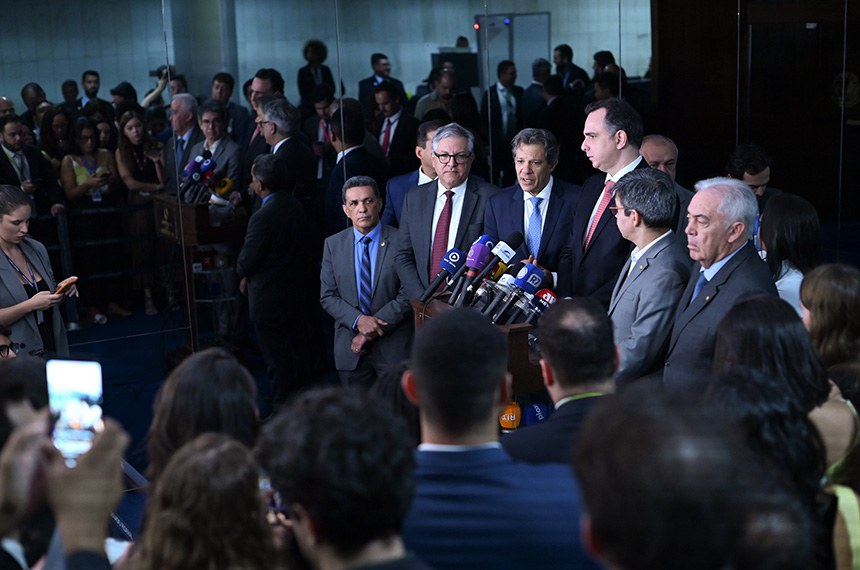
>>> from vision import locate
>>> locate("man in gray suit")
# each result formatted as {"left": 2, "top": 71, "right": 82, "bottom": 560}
{"left": 395, "top": 122, "right": 497, "bottom": 299}
{"left": 320, "top": 176, "right": 412, "bottom": 387}
{"left": 165, "top": 93, "right": 204, "bottom": 194}
{"left": 663, "top": 177, "right": 777, "bottom": 394}
{"left": 608, "top": 169, "right": 691, "bottom": 385}
{"left": 186, "top": 99, "right": 240, "bottom": 186}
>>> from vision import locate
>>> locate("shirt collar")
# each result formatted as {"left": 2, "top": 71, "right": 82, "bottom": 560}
{"left": 336, "top": 145, "right": 360, "bottom": 162}
{"left": 418, "top": 168, "right": 436, "bottom": 185}
{"left": 521, "top": 176, "right": 554, "bottom": 202}
{"left": 418, "top": 442, "right": 502, "bottom": 452}
{"left": 606, "top": 154, "right": 643, "bottom": 183}
{"left": 352, "top": 221, "right": 382, "bottom": 243}
{"left": 630, "top": 229, "right": 673, "bottom": 265}
{"left": 383, "top": 109, "right": 402, "bottom": 124}
{"left": 437, "top": 178, "right": 468, "bottom": 195}
{"left": 701, "top": 241, "right": 748, "bottom": 281}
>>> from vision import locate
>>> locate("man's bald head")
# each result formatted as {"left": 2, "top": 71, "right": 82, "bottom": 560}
{"left": 641, "top": 134, "right": 679, "bottom": 182}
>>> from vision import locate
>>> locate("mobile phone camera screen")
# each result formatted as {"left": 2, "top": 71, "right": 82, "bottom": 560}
{"left": 46, "top": 359, "right": 104, "bottom": 467}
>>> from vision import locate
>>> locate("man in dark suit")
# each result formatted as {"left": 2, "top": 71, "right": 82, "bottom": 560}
{"left": 401, "top": 308, "right": 601, "bottom": 569}
{"left": 522, "top": 58, "right": 550, "bottom": 128}
{"left": 480, "top": 60, "right": 523, "bottom": 187}
{"left": 77, "top": 70, "right": 114, "bottom": 121}
{"left": 641, "top": 134, "right": 694, "bottom": 237}
{"left": 502, "top": 298, "right": 614, "bottom": 464}
{"left": 210, "top": 72, "right": 249, "bottom": 142}
{"left": 238, "top": 68, "right": 283, "bottom": 196}
{"left": 608, "top": 169, "right": 692, "bottom": 385}
{"left": 301, "top": 84, "right": 336, "bottom": 193}
{"left": 725, "top": 143, "right": 783, "bottom": 214}
{"left": 381, "top": 119, "right": 443, "bottom": 228}
{"left": 553, "top": 43, "right": 591, "bottom": 92}
{"left": 484, "top": 128, "right": 580, "bottom": 277}
{"left": 394, "top": 122, "right": 497, "bottom": 299}
{"left": 258, "top": 96, "right": 317, "bottom": 229}
{"left": 325, "top": 105, "right": 389, "bottom": 237}
{"left": 558, "top": 97, "right": 649, "bottom": 308}
{"left": 236, "top": 154, "right": 319, "bottom": 409}
{"left": 320, "top": 176, "right": 411, "bottom": 387}
{"left": 663, "top": 177, "right": 777, "bottom": 395}
{"left": 357, "top": 53, "right": 407, "bottom": 120}
{"left": 373, "top": 82, "right": 420, "bottom": 177}
{"left": 164, "top": 93, "right": 204, "bottom": 195}
{"left": 536, "top": 75, "right": 587, "bottom": 184}
{"left": 0, "top": 114, "right": 64, "bottom": 223}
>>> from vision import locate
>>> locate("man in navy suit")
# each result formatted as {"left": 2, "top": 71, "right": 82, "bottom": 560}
{"left": 325, "top": 105, "right": 389, "bottom": 236}
{"left": 663, "top": 177, "right": 777, "bottom": 394}
{"left": 357, "top": 53, "right": 407, "bottom": 120}
{"left": 502, "top": 298, "right": 614, "bottom": 464}
{"left": 372, "top": 82, "right": 420, "bottom": 177}
{"left": 394, "top": 123, "right": 497, "bottom": 299}
{"left": 558, "top": 97, "right": 649, "bottom": 308}
{"left": 238, "top": 68, "right": 283, "bottom": 196}
{"left": 381, "top": 119, "right": 443, "bottom": 228}
{"left": 480, "top": 60, "right": 523, "bottom": 187}
{"left": 236, "top": 154, "right": 319, "bottom": 409}
{"left": 401, "top": 308, "right": 601, "bottom": 569}
{"left": 608, "top": 169, "right": 692, "bottom": 385}
{"left": 483, "top": 128, "right": 580, "bottom": 278}
{"left": 320, "top": 176, "right": 412, "bottom": 387}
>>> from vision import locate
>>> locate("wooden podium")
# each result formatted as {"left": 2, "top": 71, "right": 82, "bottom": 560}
{"left": 410, "top": 297, "right": 544, "bottom": 397}
{"left": 153, "top": 194, "right": 247, "bottom": 350}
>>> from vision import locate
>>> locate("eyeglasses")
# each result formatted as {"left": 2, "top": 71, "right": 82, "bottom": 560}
{"left": 0, "top": 343, "right": 19, "bottom": 358}
{"left": 256, "top": 120, "right": 270, "bottom": 128}
{"left": 434, "top": 152, "right": 472, "bottom": 165}
{"left": 609, "top": 205, "right": 631, "bottom": 217}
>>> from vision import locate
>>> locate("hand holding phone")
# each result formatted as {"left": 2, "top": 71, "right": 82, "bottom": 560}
{"left": 54, "top": 276, "right": 77, "bottom": 296}
{"left": 46, "top": 359, "right": 103, "bottom": 467}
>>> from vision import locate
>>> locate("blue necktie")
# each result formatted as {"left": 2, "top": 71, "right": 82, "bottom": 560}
{"left": 527, "top": 197, "right": 543, "bottom": 258}
{"left": 175, "top": 137, "right": 185, "bottom": 165}
{"left": 359, "top": 236, "right": 372, "bottom": 315}
{"left": 690, "top": 272, "right": 709, "bottom": 304}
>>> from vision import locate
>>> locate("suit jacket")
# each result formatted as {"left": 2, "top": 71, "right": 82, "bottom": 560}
{"left": 381, "top": 169, "right": 419, "bottom": 228}
{"left": 187, "top": 136, "right": 241, "bottom": 184}
{"left": 225, "top": 101, "right": 250, "bottom": 142}
{"left": 536, "top": 94, "right": 588, "bottom": 184}
{"left": 673, "top": 181, "right": 694, "bottom": 243}
{"left": 403, "top": 447, "right": 601, "bottom": 570}
{"left": 376, "top": 112, "right": 420, "bottom": 177}
{"left": 522, "top": 82, "right": 546, "bottom": 128}
{"left": 297, "top": 63, "right": 337, "bottom": 109}
{"left": 483, "top": 178, "right": 581, "bottom": 272}
{"left": 235, "top": 192, "right": 316, "bottom": 324}
{"left": 320, "top": 224, "right": 412, "bottom": 371}
{"left": 608, "top": 233, "right": 692, "bottom": 384}
{"left": 164, "top": 126, "right": 205, "bottom": 194}
{"left": 273, "top": 136, "right": 317, "bottom": 211}
{"left": 238, "top": 114, "right": 271, "bottom": 193}
{"left": 0, "top": 145, "right": 63, "bottom": 215}
{"left": 663, "top": 242, "right": 777, "bottom": 394}
{"left": 480, "top": 84, "right": 524, "bottom": 158}
{"left": 394, "top": 176, "right": 498, "bottom": 299}
{"left": 557, "top": 159, "right": 650, "bottom": 307}
{"left": 75, "top": 97, "right": 115, "bottom": 121}
{"left": 0, "top": 237, "right": 69, "bottom": 355}
{"left": 325, "top": 146, "right": 390, "bottom": 236}
{"left": 501, "top": 395, "right": 606, "bottom": 464}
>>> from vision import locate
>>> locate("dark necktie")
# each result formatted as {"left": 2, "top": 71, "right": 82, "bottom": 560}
{"left": 429, "top": 190, "right": 454, "bottom": 281}
{"left": 381, "top": 118, "right": 393, "bottom": 156}
{"left": 359, "top": 236, "right": 373, "bottom": 315}
{"left": 690, "top": 272, "right": 709, "bottom": 304}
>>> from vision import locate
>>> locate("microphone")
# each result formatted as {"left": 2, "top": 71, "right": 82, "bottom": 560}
{"left": 491, "top": 263, "right": 544, "bottom": 324}
{"left": 524, "top": 289, "right": 558, "bottom": 325}
{"left": 419, "top": 248, "right": 465, "bottom": 303}
{"left": 441, "top": 235, "right": 494, "bottom": 295}
{"left": 478, "top": 271, "right": 517, "bottom": 316}
{"left": 182, "top": 150, "right": 211, "bottom": 177}
{"left": 450, "top": 243, "right": 492, "bottom": 307}
{"left": 464, "top": 231, "right": 523, "bottom": 295}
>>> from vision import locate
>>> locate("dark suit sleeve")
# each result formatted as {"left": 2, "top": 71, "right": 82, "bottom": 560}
{"left": 394, "top": 194, "right": 424, "bottom": 300}
{"left": 236, "top": 212, "right": 265, "bottom": 279}
{"left": 381, "top": 178, "right": 398, "bottom": 227}
{"left": 483, "top": 195, "right": 501, "bottom": 242}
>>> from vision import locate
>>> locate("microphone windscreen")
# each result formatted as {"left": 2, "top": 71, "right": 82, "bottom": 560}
{"left": 465, "top": 243, "right": 491, "bottom": 270}
{"left": 514, "top": 263, "right": 544, "bottom": 294}
{"left": 522, "top": 402, "right": 550, "bottom": 426}
{"left": 534, "top": 289, "right": 558, "bottom": 310}
{"left": 490, "top": 231, "right": 524, "bottom": 264}
{"left": 503, "top": 231, "right": 524, "bottom": 250}
{"left": 473, "top": 234, "right": 495, "bottom": 249}
{"left": 440, "top": 248, "right": 465, "bottom": 274}
{"left": 491, "top": 262, "right": 508, "bottom": 280}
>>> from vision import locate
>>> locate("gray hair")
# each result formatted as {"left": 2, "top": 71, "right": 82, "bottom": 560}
{"left": 615, "top": 169, "right": 676, "bottom": 229}
{"left": 261, "top": 97, "right": 300, "bottom": 138}
{"left": 341, "top": 175, "right": 380, "bottom": 203}
{"left": 531, "top": 58, "right": 551, "bottom": 78}
{"left": 432, "top": 122, "right": 475, "bottom": 155}
{"left": 172, "top": 93, "right": 197, "bottom": 116}
{"left": 510, "top": 128, "right": 559, "bottom": 164}
{"left": 694, "top": 177, "right": 758, "bottom": 239}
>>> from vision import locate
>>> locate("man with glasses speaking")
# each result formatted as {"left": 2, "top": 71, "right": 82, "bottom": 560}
{"left": 395, "top": 123, "right": 498, "bottom": 299}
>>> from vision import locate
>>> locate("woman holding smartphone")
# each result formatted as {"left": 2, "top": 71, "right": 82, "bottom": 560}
{"left": 0, "top": 185, "right": 76, "bottom": 356}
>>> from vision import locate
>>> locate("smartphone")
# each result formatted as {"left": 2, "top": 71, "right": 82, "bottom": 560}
{"left": 54, "top": 276, "right": 77, "bottom": 295}
{"left": 46, "top": 359, "right": 103, "bottom": 467}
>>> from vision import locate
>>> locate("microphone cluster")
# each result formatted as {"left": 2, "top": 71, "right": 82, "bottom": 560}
{"left": 180, "top": 151, "right": 233, "bottom": 205}
{"left": 419, "top": 231, "right": 558, "bottom": 326}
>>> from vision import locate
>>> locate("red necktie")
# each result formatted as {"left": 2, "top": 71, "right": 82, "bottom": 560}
{"left": 381, "top": 118, "right": 392, "bottom": 156}
{"left": 584, "top": 180, "right": 615, "bottom": 250}
{"left": 249, "top": 125, "right": 260, "bottom": 145}
{"left": 319, "top": 118, "right": 330, "bottom": 143}
{"left": 429, "top": 190, "right": 455, "bottom": 281}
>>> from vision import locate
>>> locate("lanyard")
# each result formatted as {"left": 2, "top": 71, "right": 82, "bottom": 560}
{"left": 3, "top": 249, "right": 37, "bottom": 289}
